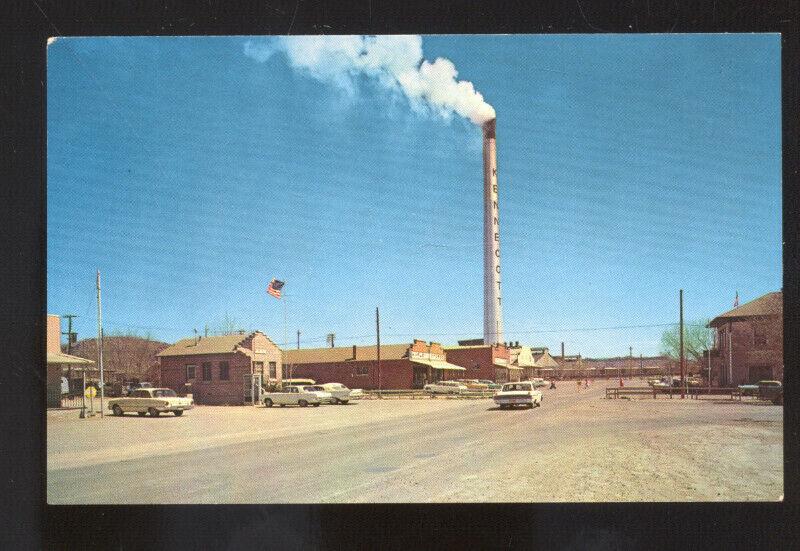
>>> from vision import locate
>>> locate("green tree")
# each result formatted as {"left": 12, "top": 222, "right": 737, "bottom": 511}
{"left": 660, "top": 319, "right": 713, "bottom": 363}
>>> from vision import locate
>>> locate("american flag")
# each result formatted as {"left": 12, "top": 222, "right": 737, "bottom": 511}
{"left": 267, "top": 279, "right": 284, "bottom": 299}
{"left": 733, "top": 291, "right": 739, "bottom": 307}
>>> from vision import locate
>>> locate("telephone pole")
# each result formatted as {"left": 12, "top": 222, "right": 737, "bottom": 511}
{"left": 62, "top": 314, "right": 78, "bottom": 354}
{"left": 96, "top": 270, "right": 105, "bottom": 417}
{"left": 679, "top": 289, "right": 685, "bottom": 399}
{"left": 629, "top": 346, "right": 633, "bottom": 379}
{"left": 376, "top": 307, "right": 381, "bottom": 397}
{"left": 62, "top": 314, "right": 78, "bottom": 394}
{"left": 297, "top": 329, "right": 300, "bottom": 350}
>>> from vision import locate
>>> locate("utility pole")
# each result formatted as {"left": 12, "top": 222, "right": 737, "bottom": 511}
{"left": 62, "top": 314, "right": 78, "bottom": 395}
{"left": 62, "top": 314, "right": 78, "bottom": 354}
{"left": 327, "top": 333, "right": 335, "bottom": 348}
{"left": 297, "top": 330, "right": 300, "bottom": 350}
{"left": 629, "top": 346, "right": 633, "bottom": 379}
{"left": 96, "top": 270, "right": 105, "bottom": 417}
{"left": 204, "top": 324, "right": 209, "bottom": 337}
{"left": 376, "top": 307, "right": 381, "bottom": 398}
{"left": 679, "top": 289, "right": 685, "bottom": 399}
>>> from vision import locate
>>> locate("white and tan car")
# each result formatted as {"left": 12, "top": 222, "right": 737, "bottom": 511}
{"left": 107, "top": 388, "right": 194, "bottom": 417}
{"left": 493, "top": 382, "right": 542, "bottom": 409}
{"left": 319, "top": 383, "right": 363, "bottom": 404}
{"left": 423, "top": 381, "right": 468, "bottom": 395}
{"left": 262, "top": 385, "right": 322, "bottom": 407}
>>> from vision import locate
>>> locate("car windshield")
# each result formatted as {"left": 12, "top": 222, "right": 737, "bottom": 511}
{"left": 309, "top": 386, "right": 325, "bottom": 391}
{"left": 503, "top": 383, "right": 531, "bottom": 391}
{"left": 152, "top": 389, "right": 177, "bottom": 398}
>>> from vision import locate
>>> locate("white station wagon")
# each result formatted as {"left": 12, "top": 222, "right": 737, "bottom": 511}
{"left": 423, "top": 381, "right": 468, "bottom": 395}
{"left": 107, "top": 388, "right": 194, "bottom": 417}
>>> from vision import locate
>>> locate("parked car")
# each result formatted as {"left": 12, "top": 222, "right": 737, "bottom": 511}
{"left": 493, "top": 382, "right": 543, "bottom": 409}
{"left": 455, "top": 379, "right": 489, "bottom": 390}
{"left": 107, "top": 388, "right": 194, "bottom": 417}
{"left": 262, "top": 385, "right": 322, "bottom": 407}
{"left": 739, "top": 380, "right": 782, "bottom": 403}
{"left": 300, "top": 385, "right": 334, "bottom": 404}
{"left": 528, "top": 378, "right": 549, "bottom": 388}
{"left": 478, "top": 379, "right": 502, "bottom": 390}
{"left": 424, "top": 381, "right": 468, "bottom": 395}
{"left": 319, "top": 383, "right": 362, "bottom": 404}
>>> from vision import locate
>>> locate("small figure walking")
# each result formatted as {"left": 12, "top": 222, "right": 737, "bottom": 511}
{"left": 584, "top": 379, "right": 590, "bottom": 389}
{"left": 619, "top": 378, "right": 624, "bottom": 388}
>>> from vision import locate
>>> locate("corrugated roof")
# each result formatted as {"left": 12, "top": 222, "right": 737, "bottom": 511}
{"left": 157, "top": 333, "right": 259, "bottom": 357}
{"left": 284, "top": 343, "right": 411, "bottom": 364}
{"left": 709, "top": 291, "right": 782, "bottom": 327}
{"left": 532, "top": 352, "right": 560, "bottom": 368}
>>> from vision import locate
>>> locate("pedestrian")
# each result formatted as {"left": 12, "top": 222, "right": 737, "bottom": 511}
{"left": 550, "top": 380, "right": 556, "bottom": 390}
{"left": 584, "top": 378, "right": 590, "bottom": 389}
{"left": 619, "top": 378, "right": 624, "bottom": 388}
{"left": 577, "top": 379, "right": 582, "bottom": 390}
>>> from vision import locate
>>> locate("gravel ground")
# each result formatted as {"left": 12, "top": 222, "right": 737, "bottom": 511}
{"left": 47, "top": 380, "right": 783, "bottom": 503}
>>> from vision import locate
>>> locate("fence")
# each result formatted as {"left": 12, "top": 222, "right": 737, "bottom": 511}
{"left": 605, "top": 386, "right": 743, "bottom": 400}
{"left": 363, "top": 389, "right": 497, "bottom": 400}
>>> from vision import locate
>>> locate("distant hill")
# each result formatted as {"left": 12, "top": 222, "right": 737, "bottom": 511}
{"left": 65, "top": 336, "right": 169, "bottom": 382}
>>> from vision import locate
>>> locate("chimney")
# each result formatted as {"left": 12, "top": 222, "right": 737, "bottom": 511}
{"left": 352, "top": 345, "right": 357, "bottom": 360}
{"left": 482, "top": 118, "right": 504, "bottom": 346}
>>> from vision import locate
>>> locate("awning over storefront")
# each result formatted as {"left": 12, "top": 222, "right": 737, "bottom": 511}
{"left": 46, "top": 352, "right": 94, "bottom": 365}
{"left": 412, "top": 359, "right": 466, "bottom": 371}
{"left": 494, "top": 361, "right": 522, "bottom": 370}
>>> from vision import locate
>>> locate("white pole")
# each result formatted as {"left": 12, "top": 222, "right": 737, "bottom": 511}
{"left": 728, "top": 328, "right": 733, "bottom": 387}
{"left": 96, "top": 270, "right": 105, "bottom": 418}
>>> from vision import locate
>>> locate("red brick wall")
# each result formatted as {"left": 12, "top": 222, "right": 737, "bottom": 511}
{"left": 444, "top": 347, "right": 497, "bottom": 381}
{"left": 47, "top": 315, "right": 61, "bottom": 354}
{"left": 290, "top": 359, "right": 413, "bottom": 390}
{"left": 713, "top": 317, "right": 783, "bottom": 386}
{"left": 160, "top": 352, "right": 253, "bottom": 405}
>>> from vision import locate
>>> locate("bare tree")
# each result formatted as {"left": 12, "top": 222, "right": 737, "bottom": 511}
{"left": 660, "top": 319, "right": 713, "bottom": 364}
{"left": 219, "top": 313, "right": 238, "bottom": 336}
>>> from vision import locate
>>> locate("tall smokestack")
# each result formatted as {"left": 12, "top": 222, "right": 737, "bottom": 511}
{"left": 483, "top": 118, "right": 503, "bottom": 345}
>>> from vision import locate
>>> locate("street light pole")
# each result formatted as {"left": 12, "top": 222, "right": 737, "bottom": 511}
{"left": 96, "top": 270, "right": 105, "bottom": 417}
{"left": 376, "top": 307, "right": 381, "bottom": 398}
{"left": 679, "top": 289, "right": 685, "bottom": 399}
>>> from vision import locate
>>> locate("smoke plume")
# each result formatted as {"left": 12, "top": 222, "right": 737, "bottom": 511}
{"left": 243, "top": 35, "right": 495, "bottom": 125}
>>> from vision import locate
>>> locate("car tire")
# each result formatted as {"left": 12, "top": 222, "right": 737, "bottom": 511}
{"left": 299, "top": 400, "right": 308, "bottom": 408}
{"left": 330, "top": 397, "right": 339, "bottom": 405}
{"left": 112, "top": 405, "right": 123, "bottom": 417}
{"left": 137, "top": 411, "right": 146, "bottom": 417}
{"left": 148, "top": 407, "right": 159, "bottom": 417}
{"left": 313, "top": 403, "right": 320, "bottom": 407}
{"left": 341, "top": 400, "right": 349, "bottom": 405}
{"left": 264, "top": 398, "right": 274, "bottom": 408}
{"left": 174, "top": 410, "right": 184, "bottom": 416}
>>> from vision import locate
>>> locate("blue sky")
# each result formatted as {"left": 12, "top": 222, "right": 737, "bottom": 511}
{"left": 47, "top": 34, "right": 782, "bottom": 357}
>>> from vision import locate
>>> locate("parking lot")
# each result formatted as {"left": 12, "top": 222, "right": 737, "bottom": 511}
{"left": 47, "top": 381, "right": 783, "bottom": 503}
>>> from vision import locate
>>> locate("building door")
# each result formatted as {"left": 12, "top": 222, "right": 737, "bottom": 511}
{"left": 243, "top": 373, "right": 263, "bottom": 403}
{"left": 412, "top": 365, "right": 427, "bottom": 388}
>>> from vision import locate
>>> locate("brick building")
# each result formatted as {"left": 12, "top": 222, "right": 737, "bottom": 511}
{"left": 443, "top": 343, "right": 516, "bottom": 383}
{"left": 46, "top": 314, "right": 94, "bottom": 407}
{"left": 706, "top": 291, "right": 783, "bottom": 386}
{"left": 285, "top": 340, "right": 465, "bottom": 390}
{"left": 158, "top": 331, "right": 282, "bottom": 405}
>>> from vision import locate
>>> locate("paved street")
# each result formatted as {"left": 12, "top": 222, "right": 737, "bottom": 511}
{"left": 47, "top": 381, "right": 783, "bottom": 503}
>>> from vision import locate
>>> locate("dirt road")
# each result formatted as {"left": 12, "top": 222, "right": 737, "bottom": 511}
{"left": 47, "top": 382, "right": 782, "bottom": 503}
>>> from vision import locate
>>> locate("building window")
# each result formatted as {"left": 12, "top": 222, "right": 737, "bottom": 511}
{"left": 269, "top": 361, "right": 277, "bottom": 378}
{"left": 354, "top": 365, "right": 369, "bottom": 376}
{"left": 202, "top": 362, "right": 212, "bottom": 381}
{"left": 253, "top": 362, "right": 264, "bottom": 376}
{"left": 186, "top": 365, "right": 197, "bottom": 381}
{"left": 753, "top": 324, "right": 768, "bottom": 349}
{"left": 219, "top": 361, "right": 230, "bottom": 380}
